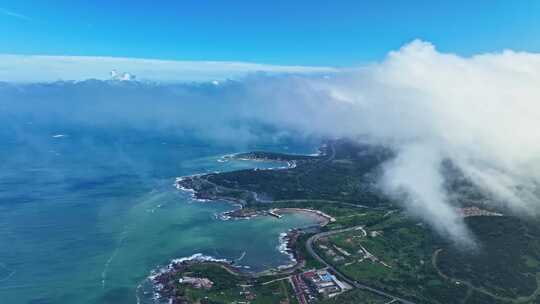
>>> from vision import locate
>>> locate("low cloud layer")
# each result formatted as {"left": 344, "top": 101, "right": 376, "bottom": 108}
{"left": 3, "top": 40, "right": 540, "bottom": 245}
{"left": 308, "top": 40, "right": 540, "bottom": 244}
{"left": 0, "top": 54, "right": 335, "bottom": 83}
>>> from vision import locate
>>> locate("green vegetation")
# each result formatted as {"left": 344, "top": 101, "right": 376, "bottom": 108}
{"left": 437, "top": 216, "right": 540, "bottom": 302}
{"left": 317, "top": 211, "right": 540, "bottom": 303}
{"left": 295, "top": 233, "right": 325, "bottom": 269}
{"left": 180, "top": 140, "right": 393, "bottom": 207}
{"left": 161, "top": 263, "right": 297, "bottom": 304}
{"left": 315, "top": 212, "right": 468, "bottom": 304}
{"left": 465, "top": 291, "right": 509, "bottom": 304}
{"left": 236, "top": 151, "right": 319, "bottom": 161}
{"left": 174, "top": 140, "right": 540, "bottom": 304}
{"left": 318, "top": 288, "right": 389, "bottom": 304}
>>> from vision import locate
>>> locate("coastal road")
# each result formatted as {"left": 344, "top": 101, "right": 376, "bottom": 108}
{"left": 272, "top": 199, "right": 372, "bottom": 209}
{"left": 306, "top": 226, "right": 416, "bottom": 304}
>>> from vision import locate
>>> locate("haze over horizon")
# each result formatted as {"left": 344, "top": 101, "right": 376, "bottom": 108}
{"left": 2, "top": 1, "right": 540, "bottom": 244}
{"left": 4, "top": 2, "right": 540, "bottom": 304}
{"left": 2, "top": 38, "right": 540, "bottom": 246}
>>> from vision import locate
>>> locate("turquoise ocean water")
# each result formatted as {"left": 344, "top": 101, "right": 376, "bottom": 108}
{"left": 0, "top": 126, "right": 319, "bottom": 304}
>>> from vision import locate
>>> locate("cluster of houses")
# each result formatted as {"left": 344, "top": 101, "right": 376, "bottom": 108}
{"left": 290, "top": 268, "right": 351, "bottom": 303}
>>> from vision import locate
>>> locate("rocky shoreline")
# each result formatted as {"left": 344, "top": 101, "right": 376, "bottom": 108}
{"left": 148, "top": 227, "right": 311, "bottom": 304}
{"left": 151, "top": 151, "right": 331, "bottom": 303}
{"left": 149, "top": 255, "right": 239, "bottom": 304}
{"left": 174, "top": 151, "right": 334, "bottom": 221}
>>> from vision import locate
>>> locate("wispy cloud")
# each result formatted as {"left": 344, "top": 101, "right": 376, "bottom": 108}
{"left": 0, "top": 54, "right": 336, "bottom": 82}
{"left": 0, "top": 7, "right": 30, "bottom": 21}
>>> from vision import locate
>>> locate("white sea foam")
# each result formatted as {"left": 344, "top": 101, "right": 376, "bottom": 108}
{"left": 217, "top": 153, "right": 235, "bottom": 163}
{"left": 174, "top": 176, "right": 198, "bottom": 198}
{"left": 147, "top": 203, "right": 163, "bottom": 213}
{"left": 236, "top": 251, "right": 247, "bottom": 262}
{"left": 174, "top": 175, "right": 220, "bottom": 203}
{"left": 150, "top": 253, "right": 232, "bottom": 277}
{"left": 148, "top": 253, "right": 232, "bottom": 287}
{"left": 51, "top": 134, "right": 67, "bottom": 138}
{"left": 0, "top": 263, "right": 16, "bottom": 283}
{"left": 101, "top": 230, "right": 128, "bottom": 289}
{"left": 276, "top": 230, "right": 297, "bottom": 269}
{"left": 170, "top": 253, "right": 231, "bottom": 264}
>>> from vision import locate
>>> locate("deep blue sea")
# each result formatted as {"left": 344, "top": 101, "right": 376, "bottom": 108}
{"left": 0, "top": 125, "right": 319, "bottom": 304}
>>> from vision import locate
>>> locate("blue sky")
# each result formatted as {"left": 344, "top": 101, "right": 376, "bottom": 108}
{"left": 1, "top": 1, "right": 539, "bottom": 66}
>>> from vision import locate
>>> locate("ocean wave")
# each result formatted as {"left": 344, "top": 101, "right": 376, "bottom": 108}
{"left": 276, "top": 230, "right": 297, "bottom": 269}
{"left": 171, "top": 253, "right": 231, "bottom": 265}
{"left": 148, "top": 253, "right": 232, "bottom": 285}
{"left": 174, "top": 176, "right": 210, "bottom": 202}
{"left": 236, "top": 251, "right": 246, "bottom": 262}
{"left": 221, "top": 152, "right": 297, "bottom": 170}
{"left": 0, "top": 263, "right": 16, "bottom": 283}
{"left": 101, "top": 230, "right": 128, "bottom": 289}
{"left": 146, "top": 253, "right": 233, "bottom": 302}
{"left": 252, "top": 160, "right": 296, "bottom": 171}
{"left": 217, "top": 153, "right": 236, "bottom": 162}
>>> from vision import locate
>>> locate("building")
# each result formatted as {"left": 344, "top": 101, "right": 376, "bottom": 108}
{"left": 300, "top": 268, "right": 351, "bottom": 299}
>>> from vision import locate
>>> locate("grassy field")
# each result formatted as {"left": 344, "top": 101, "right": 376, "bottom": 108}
{"left": 315, "top": 212, "right": 468, "bottom": 304}
{"left": 168, "top": 263, "right": 298, "bottom": 304}
{"left": 319, "top": 288, "right": 389, "bottom": 304}
{"left": 315, "top": 211, "right": 540, "bottom": 304}
{"left": 177, "top": 213, "right": 540, "bottom": 304}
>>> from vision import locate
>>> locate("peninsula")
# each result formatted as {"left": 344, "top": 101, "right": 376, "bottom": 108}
{"left": 158, "top": 139, "right": 540, "bottom": 304}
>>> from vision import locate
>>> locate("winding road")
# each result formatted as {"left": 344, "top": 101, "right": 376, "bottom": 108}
{"left": 306, "top": 226, "right": 416, "bottom": 304}
{"left": 181, "top": 141, "right": 415, "bottom": 302}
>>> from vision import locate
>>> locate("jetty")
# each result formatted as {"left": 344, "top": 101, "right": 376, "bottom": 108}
{"left": 268, "top": 209, "right": 283, "bottom": 218}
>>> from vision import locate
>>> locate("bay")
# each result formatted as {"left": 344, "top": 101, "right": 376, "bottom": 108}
{"left": 0, "top": 127, "right": 319, "bottom": 304}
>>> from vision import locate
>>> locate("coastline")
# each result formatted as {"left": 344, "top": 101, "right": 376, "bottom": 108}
{"left": 217, "top": 152, "right": 299, "bottom": 169}
{"left": 149, "top": 150, "right": 331, "bottom": 302}
{"left": 145, "top": 225, "right": 317, "bottom": 303}
{"left": 147, "top": 254, "right": 244, "bottom": 303}
{"left": 273, "top": 208, "right": 336, "bottom": 227}
{"left": 175, "top": 176, "right": 334, "bottom": 226}
{"left": 173, "top": 151, "right": 330, "bottom": 223}
{"left": 174, "top": 151, "right": 332, "bottom": 225}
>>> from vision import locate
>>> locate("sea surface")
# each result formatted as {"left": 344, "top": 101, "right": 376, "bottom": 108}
{"left": 0, "top": 125, "right": 320, "bottom": 304}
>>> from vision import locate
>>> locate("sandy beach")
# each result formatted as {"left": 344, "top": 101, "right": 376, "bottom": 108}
{"left": 274, "top": 208, "right": 335, "bottom": 226}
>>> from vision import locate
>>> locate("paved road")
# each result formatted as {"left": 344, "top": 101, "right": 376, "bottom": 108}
{"left": 273, "top": 199, "right": 372, "bottom": 209}
{"left": 306, "top": 226, "right": 416, "bottom": 304}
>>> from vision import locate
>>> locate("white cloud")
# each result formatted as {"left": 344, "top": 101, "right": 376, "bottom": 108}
{"left": 0, "top": 54, "right": 336, "bottom": 83}
{"left": 279, "top": 40, "right": 540, "bottom": 244}
{"left": 3, "top": 40, "right": 540, "bottom": 245}
{"left": 208, "top": 40, "right": 540, "bottom": 244}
